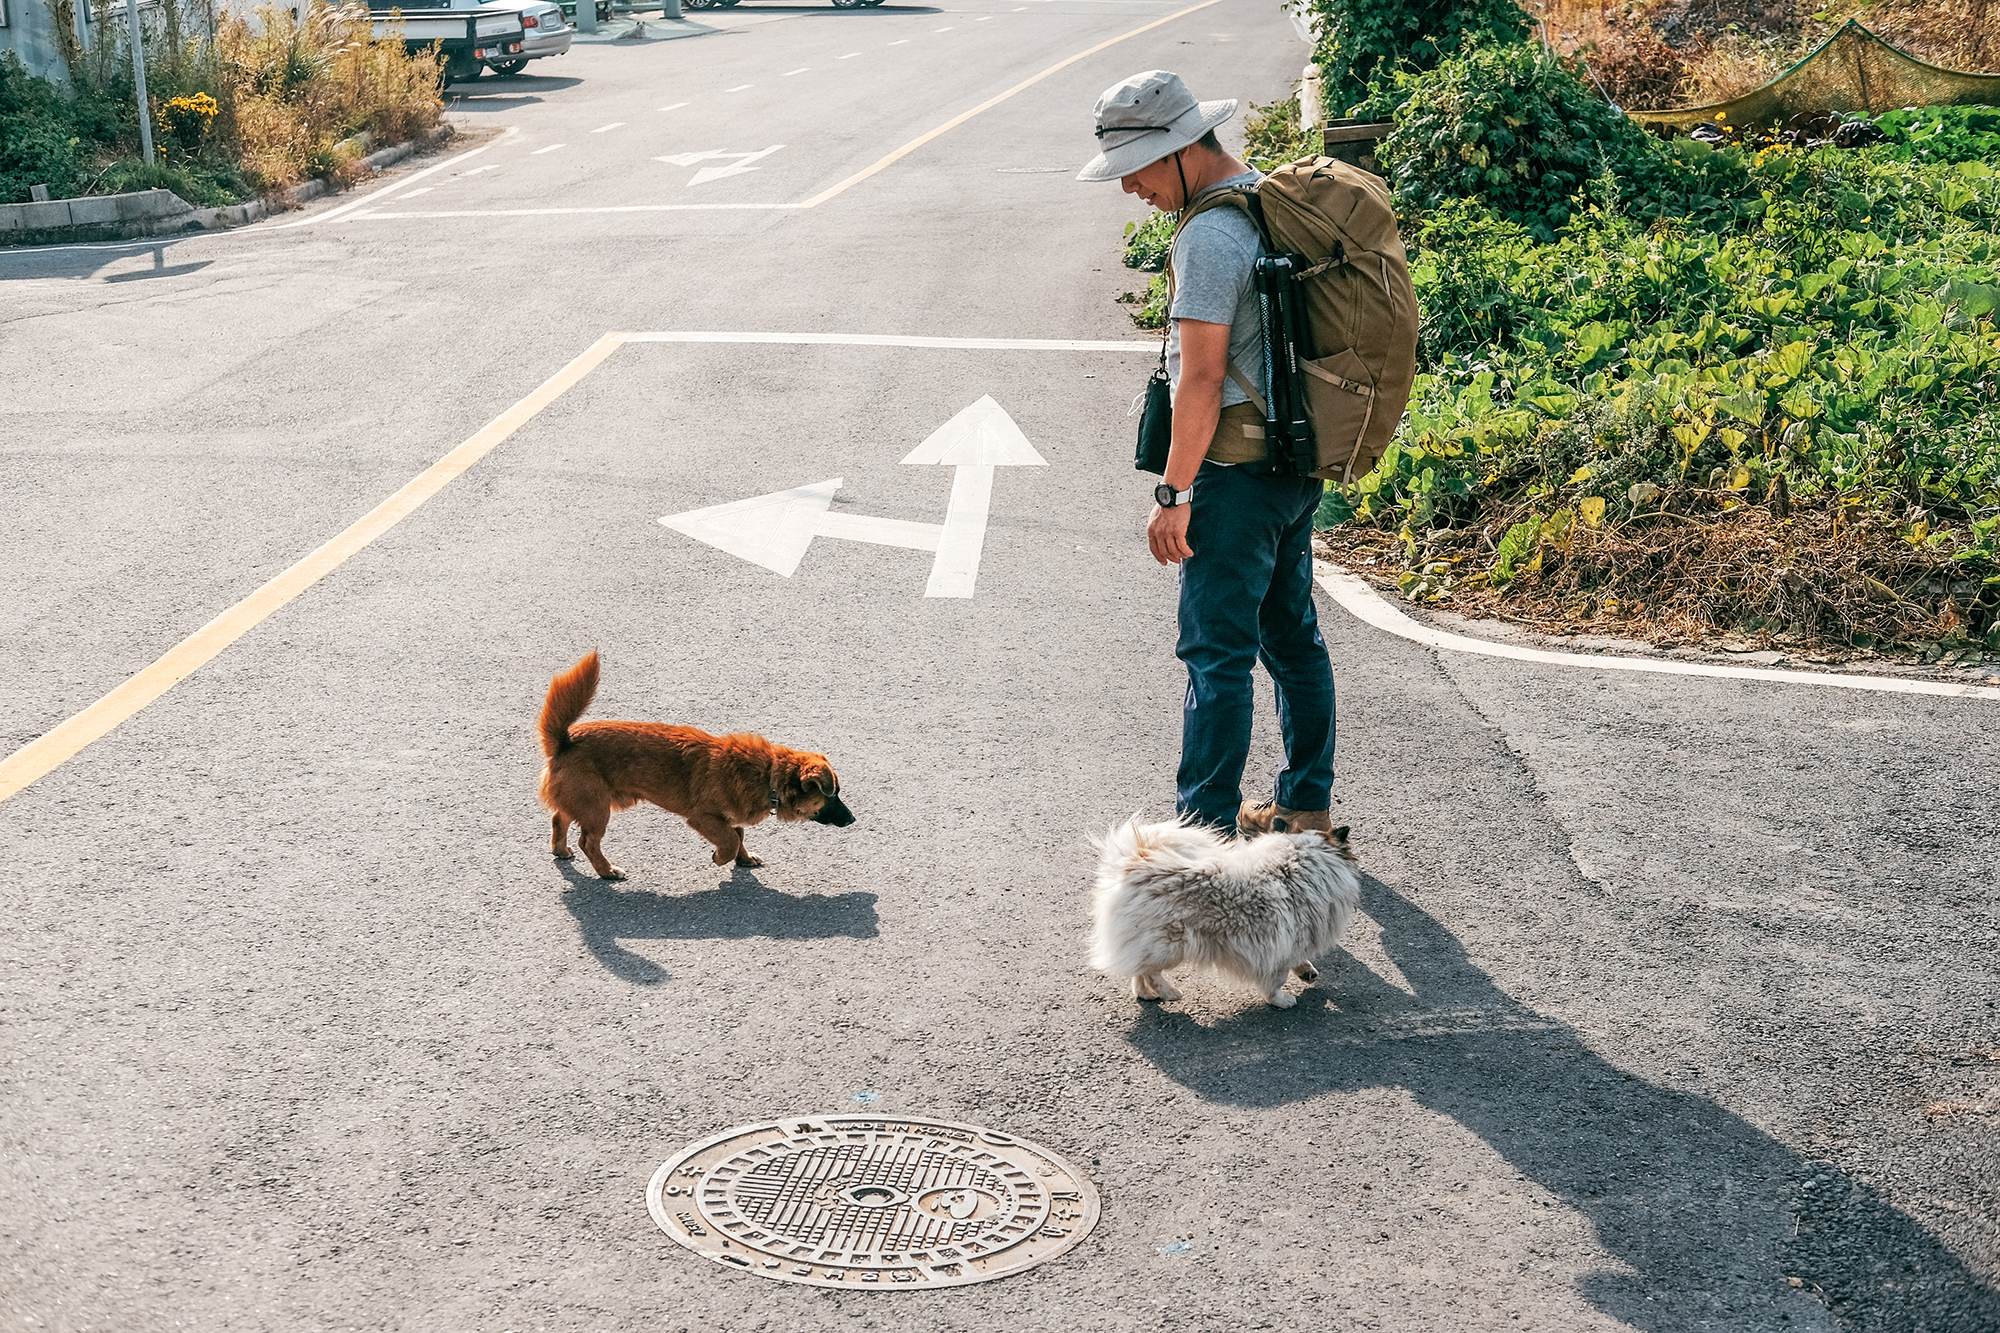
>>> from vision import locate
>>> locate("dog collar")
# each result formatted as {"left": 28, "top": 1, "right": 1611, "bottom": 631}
{"left": 768, "top": 787, "right": 780, "bottom": 814}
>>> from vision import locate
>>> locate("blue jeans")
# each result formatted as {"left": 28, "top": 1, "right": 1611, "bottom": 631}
{"left": 1175, "top": 461, "right": 1336, "bottom": 833}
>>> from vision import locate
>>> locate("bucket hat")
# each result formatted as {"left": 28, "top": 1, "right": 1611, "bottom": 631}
{"left": 1076, "top": 70, "right": 1237, "bottom": 183}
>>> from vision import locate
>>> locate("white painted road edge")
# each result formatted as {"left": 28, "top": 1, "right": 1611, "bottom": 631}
{"left": 278, "top": 127, "right": 519, "bottom": 229}
{"left": 1315, "top": 562, "right": 2000, "bottom": 702}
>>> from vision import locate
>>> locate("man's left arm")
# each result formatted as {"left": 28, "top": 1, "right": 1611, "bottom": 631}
{"left": 1147, "top": 317, "right": 1231, "bottom": 565}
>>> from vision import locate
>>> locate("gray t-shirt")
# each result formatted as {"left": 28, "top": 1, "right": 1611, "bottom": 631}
{"left": 1166, "top": 171, "right": 1265, "bottom": 410}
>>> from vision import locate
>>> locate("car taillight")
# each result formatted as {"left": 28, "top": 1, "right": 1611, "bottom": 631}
{"left": 522, "top": 13, "right": 537, "bottom": 24}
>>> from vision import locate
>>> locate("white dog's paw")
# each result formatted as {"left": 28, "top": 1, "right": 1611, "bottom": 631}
{"left": 1293, "top": 961, "right": 1319, "bottom": 984}
{"left": 1268, "top": 989, "right": 1297, "bottom": 1008}
{"left": 1153, "top": 976, "right": 1182, "bottom": 1001}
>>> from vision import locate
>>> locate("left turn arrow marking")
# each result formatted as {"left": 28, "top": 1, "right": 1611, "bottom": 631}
{"left": 657, "top": 477, "right": 840, "bottom": 577}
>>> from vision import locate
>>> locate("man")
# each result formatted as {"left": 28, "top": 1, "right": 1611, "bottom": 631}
{"left": 1077, "top": 70, "right": 1337, "bottom": 838}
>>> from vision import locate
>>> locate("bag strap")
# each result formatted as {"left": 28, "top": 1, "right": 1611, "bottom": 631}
{"left": 1225, "top": 360, "right": 1268, "bottom": 416}
{"left": 1162, "top": 184, "right": 1272, "bottom": 418}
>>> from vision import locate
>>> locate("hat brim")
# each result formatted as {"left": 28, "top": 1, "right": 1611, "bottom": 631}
{"left": 1075, "top": 98, "right": 1238, "bottom": 182}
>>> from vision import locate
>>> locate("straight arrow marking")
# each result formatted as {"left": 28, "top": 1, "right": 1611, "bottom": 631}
{"left": 927, "top": 464, "right": 994, "bottom": 599}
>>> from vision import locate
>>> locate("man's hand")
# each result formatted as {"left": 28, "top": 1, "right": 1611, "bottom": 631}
{"left": 1148, "top": 502, "right": 1193, "bottom": 565}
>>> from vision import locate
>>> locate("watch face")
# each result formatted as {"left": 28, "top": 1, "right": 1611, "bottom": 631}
{"left": 1154, "top": 482, "right": 1177, "bottom": 507}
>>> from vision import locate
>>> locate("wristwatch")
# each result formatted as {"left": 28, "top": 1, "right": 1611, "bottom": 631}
{"left": 1154, "top": 482, "right": 1193, "bottom": 508}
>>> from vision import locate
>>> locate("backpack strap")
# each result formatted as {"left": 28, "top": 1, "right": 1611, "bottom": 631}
{"left": 1165, "top": 184, "right": 1272, "bottom": 419}
{"left": 1225, "top": 361, "right": 1268, "bottom": 416}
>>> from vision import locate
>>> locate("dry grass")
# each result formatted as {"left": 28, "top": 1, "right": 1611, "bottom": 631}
{"left": 1519, "top": 0, "right": 2000, "bottom": 113}
{"left": 1522, "top": 0, "right": 1695, "bottom": 108}
{"left": 216, "top": 2, "right": 442, "bottom": 195}
{"left": 1321, "top": 507, "right": 1995, "bottom": 658}
{"left": 1859, "top": 0, "right": 2000, "bottom": 73}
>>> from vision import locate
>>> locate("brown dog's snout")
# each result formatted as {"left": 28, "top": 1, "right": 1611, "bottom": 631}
{"left": 813, "top": 793, "right": 855, "bottom": 827}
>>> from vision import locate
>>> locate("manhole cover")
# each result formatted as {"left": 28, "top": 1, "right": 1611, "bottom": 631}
{"left": 646, "top": 1114, "right": 1099, "bottom": 1288}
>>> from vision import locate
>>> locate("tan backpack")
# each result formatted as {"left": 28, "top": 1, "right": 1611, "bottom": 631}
{"left": 1177, "top": 156, "right": 1419, "bottom": 482}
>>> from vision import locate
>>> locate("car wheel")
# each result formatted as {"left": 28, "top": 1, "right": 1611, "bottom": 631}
{"left": 831, "top": 0, "right": 862, "bottom": 7}
{"left": 489, "top": 58, "right": 529, "bottom": 75}
{"left": 445, "top": 54, "right": 483, "bottom": 83}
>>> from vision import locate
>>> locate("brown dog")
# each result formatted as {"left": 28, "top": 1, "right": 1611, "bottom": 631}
{"left": 536, "top": 652, "right": 854, "bottom": 880}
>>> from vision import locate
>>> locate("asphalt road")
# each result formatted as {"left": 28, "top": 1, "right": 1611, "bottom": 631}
{"left": 2, "top": 2, "right": 1996, "bottom": 1329}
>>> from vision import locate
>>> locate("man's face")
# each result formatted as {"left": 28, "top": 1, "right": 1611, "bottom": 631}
{"left": 1121, "top": 151, "right": 1187, "bottom": 212}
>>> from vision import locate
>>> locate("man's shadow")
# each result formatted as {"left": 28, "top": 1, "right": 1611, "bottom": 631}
{"left": 1126, "top": 878, "right": 1998, "bottom": 1332}
{"left": 558, "top": 860, "right": 877, "bottom": 985}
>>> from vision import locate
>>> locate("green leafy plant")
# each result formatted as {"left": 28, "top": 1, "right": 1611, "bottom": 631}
{"left": 1376, "top": 44, "right": 1757, "bottom": 242}
{"left": 1333, "top": 144, "right": 2000, "bottom": 647}
{"left": 1307, "top": 0, "right": 1530, "bottom": 112}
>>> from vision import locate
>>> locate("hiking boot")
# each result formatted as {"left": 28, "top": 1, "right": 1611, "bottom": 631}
{"left": 1237, "top": 801, "right": 1334, "bottom": 837}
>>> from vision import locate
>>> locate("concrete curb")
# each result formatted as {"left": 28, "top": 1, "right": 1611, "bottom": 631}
{"left": 0, "top": 125, "right": 450, "bottom": 247}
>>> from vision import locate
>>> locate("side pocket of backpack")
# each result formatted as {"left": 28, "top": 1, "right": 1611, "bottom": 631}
{"left": 1299, "top": 349, "right": 1381, "bottom": 482}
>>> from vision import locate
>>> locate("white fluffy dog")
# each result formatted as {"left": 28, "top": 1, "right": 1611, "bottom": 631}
{"left": 1090, "top": 818, "right": 1361, "bottom": 1007}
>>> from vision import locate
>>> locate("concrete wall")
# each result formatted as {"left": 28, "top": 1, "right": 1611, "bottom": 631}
{"left": 0, "top": 0, "right": 85, "bottom": 81}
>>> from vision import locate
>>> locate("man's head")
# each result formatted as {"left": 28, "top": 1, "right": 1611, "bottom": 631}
{"left": 1076, "top": 70, "right": 1237, "bottom": 209}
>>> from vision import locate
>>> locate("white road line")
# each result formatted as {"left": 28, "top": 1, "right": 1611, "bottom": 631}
{"left": 531, "top": 143, "right": 565, "bottom": 154}
{"left": 660, "top": 101, "right": 688, "bottom": 110}
{"left": 727, "top": 83, "right": 753, "bottom": 91}
{"left": 783, "top": 66, "right": 809, "bottom": 75}
{"left": 1314, "top": 563, "right": 2000, "bottom": 702}
{"left": 889, "top": 38, "right": 908, "bottom": 44}
{"left": 399, "top": 187, "right": 434, "bottom": 198}
{"left": 358, "top": 204, "right": 805, "bottom": 217}
{"left": 591, "top": 122, "right": 624, "bottom": 132}
{"left": 276, "top": 128, "right": 517, "bottom": 228}
{"left": 977, "top": 13, "right": 994, "bottom": 18}
{"left": 627, "top": 331, "right": 1155, "bottom": 350}
{"left": 461, "top": 164, "right": 500, "bottom": 176}
{"left": 934, "top": 25, "right": 953, "bottom": 30}
{"left": 839, "top": 51, "right": 861, "bottom": 57}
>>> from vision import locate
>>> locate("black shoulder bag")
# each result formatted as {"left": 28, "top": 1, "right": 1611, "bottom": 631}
{"left": 1133, "top": 339, "right": 1173, "bottom": 475}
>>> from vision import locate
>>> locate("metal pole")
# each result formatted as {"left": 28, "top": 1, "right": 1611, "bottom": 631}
{"left": 125, "top": 0, "right": 155, "bottom": 166}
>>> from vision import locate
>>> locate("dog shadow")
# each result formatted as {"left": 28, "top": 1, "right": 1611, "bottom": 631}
{"left": 1125, "top": 876, "right": 1999, "bottom": 1331}
{"left": 557, "top": 860, "right": 878, "bottom": 985}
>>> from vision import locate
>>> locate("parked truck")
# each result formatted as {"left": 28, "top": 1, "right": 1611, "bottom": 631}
{"left": 367, "top": 6, "right": 528, "bottom": 86}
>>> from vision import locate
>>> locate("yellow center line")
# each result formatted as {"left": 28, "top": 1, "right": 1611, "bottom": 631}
{"left": 0, "top": 332, "right": 632, "bottom": 806}
{"left": 798, "top": 0, "right": 1227, "bottom": 209}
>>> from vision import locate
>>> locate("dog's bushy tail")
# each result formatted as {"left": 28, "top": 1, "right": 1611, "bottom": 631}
{"left": 539, "top": 652, "right": 600, "bottom": 757}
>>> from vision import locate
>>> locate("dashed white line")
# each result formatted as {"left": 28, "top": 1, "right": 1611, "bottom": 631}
{"left": 783, "top": 66, "right": 809, "bottom": 75}
{"left": 660, "top": 101, "right": 688, "bottom": 111}
{"left": 531, "top": 143, "right": 565, "bottom": 154}
{"left": 399, "top": 187, "right": 433, "bottom": 198}
{"left": 839, "top": 51, "right": 861, "bottom": 57}
{"left": 934, "top": 25, "right": 953, "bottom": 30}
{"left": 461, "top": 164, "right": 500, "bottom": 176}
{"left": 591, "top": 122, "right": 624, "bottom": 133}
{"left": 727, "top": 83, "right": 753, "bottom": 91}
{"left": 889, "top": 38, "right": 908, "bottom": 44}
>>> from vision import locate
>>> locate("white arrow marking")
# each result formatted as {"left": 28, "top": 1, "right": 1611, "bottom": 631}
{"left": 653, "top": 145, "right": 786, "bottom": 186}
{"left": 659, "top": 397, "right": 1042, "bottom": 597}
{"left": 900, "top": 394, "right": 1047, "bottom": 466}
{"left": 658, "top": 477, "right": 839, "bottom": 577}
